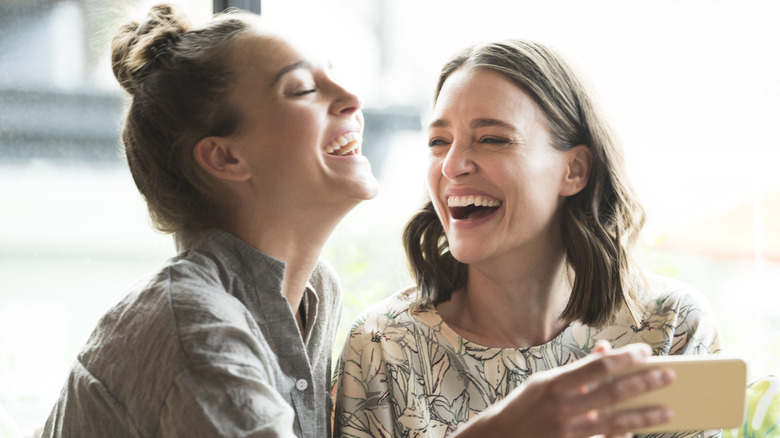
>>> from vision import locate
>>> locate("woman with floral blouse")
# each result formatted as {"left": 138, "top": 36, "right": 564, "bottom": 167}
{"left": 333, "top": 39, "right": 721, "bottom": 438}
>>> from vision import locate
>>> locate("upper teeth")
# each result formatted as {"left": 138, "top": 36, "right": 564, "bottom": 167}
{"left": 448, "top": 195, "right": 501, "bottom": 207}
{"left": 325, "top": 132, "right": 362, "bottom": 155}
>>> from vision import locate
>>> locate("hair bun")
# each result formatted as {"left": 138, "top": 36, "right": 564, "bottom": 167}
{"left": 111, "top": 3, "right": 191, "bottom": 95}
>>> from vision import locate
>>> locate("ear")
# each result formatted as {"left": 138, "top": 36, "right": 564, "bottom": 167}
{"left": 193, "top": 136, "right": 251, "bottom": 182}
{"left": 560, "top": 144, "right": 592, "bottom": 197}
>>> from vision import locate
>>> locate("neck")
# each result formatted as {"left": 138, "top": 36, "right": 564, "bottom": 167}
{"left": 436, "top": 248, "right": 572, "bottom": 349}
{"left": 222, "top": 197, "right": 355, "bottom": 314}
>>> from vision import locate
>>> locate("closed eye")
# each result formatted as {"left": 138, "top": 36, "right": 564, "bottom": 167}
{"left": 480, "top": 136, "right": 509, "bottom": 144}
{"left": 292, "top": 88, "right": 317, "bottom": 96}
{"left": 428, "top": 138, "right": 450, "bottom": 147}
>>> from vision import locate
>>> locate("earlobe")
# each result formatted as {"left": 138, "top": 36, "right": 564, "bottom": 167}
{"left": 193, "top": 137, "right": 251, "bottom": 182}
{"left": 561, "top": 144, "right": 592, "bottom": 196}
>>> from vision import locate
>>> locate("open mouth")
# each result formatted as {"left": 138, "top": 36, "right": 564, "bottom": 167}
{"left": 324, "top": 132, "right": 362, "bottom": 156}
{"left": 448, "top": 195, "right": 502, "bottom": 220}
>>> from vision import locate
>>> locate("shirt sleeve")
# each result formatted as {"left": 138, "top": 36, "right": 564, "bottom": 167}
{"left": 638, "top": 281, "right": 723, "bottom": 438}
{"left": 667, "top": 283, "right": 722, "bottom": 356}
{"left": 332, "top": 312, "right": 398, "bottom": 438}
{"left": 638, "top": 430, "right": 722, "bottom": 438}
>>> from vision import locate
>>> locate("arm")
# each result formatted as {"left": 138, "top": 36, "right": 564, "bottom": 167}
{"left": 638, "top": 284, "right": 723, "bottom": 438}
{"left": 162, "top": 285, "right": 300, "bottom": 437}
{"left": 332, "top": 315, "right": 398, "bottom": 438}
{"left": 668, "top": 287, "right": 721, "bottom": 357}
{"left": 160, "top": 362, "right": 296, "bottom": 437}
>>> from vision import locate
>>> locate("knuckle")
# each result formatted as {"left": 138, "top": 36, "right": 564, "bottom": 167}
{"left": 591, "top": 358, "right": 612, "bottom": 376}
{"left": 606, "top": 380, "right": 626, "bottom": 403}
{"left": 611, "top": 414, "right": 632, "bottom": 431}
{"left": 640, "top": 371, "right": 658, "bottom": 391}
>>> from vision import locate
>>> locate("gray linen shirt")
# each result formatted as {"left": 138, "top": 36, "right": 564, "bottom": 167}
{"left": 42, "top": 228, "right": 342, "bottom": 438}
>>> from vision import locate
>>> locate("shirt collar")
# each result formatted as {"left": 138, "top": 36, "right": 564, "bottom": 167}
{"left": 188, "top": 227, "right": 287, "bottom": 297}
{"left": 184, "top": 228, "right": 321, "bottom": 341}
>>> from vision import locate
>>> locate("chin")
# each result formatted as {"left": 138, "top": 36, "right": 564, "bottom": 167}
{"left": 348, "top": 174, "right": 380, "bottom": 201}
{"left": 447, "top": 242, "right": 489, "bottom": 265}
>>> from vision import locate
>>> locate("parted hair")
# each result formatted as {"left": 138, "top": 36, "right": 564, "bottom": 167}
{"left": 111, "top": 4, "right": 257, "bottom": 236}
{"left": 403, "top": 40, "right": 646, "bottom": 327}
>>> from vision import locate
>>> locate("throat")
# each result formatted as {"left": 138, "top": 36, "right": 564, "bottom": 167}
{"left": 437, "top": 282, "right": 573, "bottom": 349}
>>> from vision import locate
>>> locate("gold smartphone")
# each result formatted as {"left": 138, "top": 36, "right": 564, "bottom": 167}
{"left": 611, "top": 355, "right": 747, "bottom": 433}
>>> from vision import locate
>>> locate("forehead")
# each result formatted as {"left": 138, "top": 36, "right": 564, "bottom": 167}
{"left": 230, "top": 31, "right": 310, "bottom": 80}
{"left": 431, "top": 68, "right": 543, "bottom": 127}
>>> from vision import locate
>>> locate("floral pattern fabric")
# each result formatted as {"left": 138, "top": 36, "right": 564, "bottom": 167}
{"left": 333, "top": 274, "right": 722, "bottom": 438}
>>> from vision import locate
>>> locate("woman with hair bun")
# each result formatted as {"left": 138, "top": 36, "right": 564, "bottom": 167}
{"left": 42, "top": 3, "right": 377, "bottom": 437}
{"left": 333, "top": 39, "right": 721, "bottom": 437}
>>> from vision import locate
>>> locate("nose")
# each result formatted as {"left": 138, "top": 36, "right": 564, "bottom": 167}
{"left": 441, "top": 139, "right": 475, "bottom": 180}
{"left": 328, "top": 79, "right": 363, "bottom": 116}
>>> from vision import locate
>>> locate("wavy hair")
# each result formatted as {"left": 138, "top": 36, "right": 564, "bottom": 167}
{"left": 403, "top": 40, "right": 645, "bottom": 327}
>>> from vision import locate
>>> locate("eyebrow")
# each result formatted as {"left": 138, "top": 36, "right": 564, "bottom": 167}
{"left": 428, "top": 118, "right": 516, "bottom": 131}
{"left": 270, "top": 60, "right": 310, "bottom": 87}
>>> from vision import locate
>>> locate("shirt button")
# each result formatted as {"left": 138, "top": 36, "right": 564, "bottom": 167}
{"left": 295, "top": 379, "right": 308, "bottom": 391}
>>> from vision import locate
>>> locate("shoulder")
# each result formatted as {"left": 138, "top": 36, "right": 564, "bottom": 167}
{"left": 343, "top": 287, "right": 420, "bottom": 346}
{"left": 337, "top": 287, "right": 425, "bottom": 381}
{"left": 166, "top": 255, "right": 248, "bottom": 318}
{"left": 310, "top": 257, "right": 342, "bottom": 310}
{"left": 82, "top": 252, "right": 257, "bottom": 361}
{"left": 91, "top": 250, "right": 266, "bottom": 367}
{"left": 161, "top": 253, "right": 278, "bottom": 360}
{"left": 352, "top": 286, "right": 418, "bottom": 327}
{"left": 634, "top": 273, "right": 721, "bottom": 355}
{"left": 310, "top": 257, "right": 341, "bottom": 290}
{"left": 635, "top": 273, "right": 715, "bottom": 317}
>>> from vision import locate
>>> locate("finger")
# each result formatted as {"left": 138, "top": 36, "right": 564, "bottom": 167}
{"left": 580, "top": 366, "right": 676, "bottom": 410}
{"left": 553, "top": 343, "right": 651, "bottom": 393}
{"left": 601, "top": 405, "right": 673, "bottom": 435}
{"left": 578, "top": 341, "right": 613, "bottom": 395}
{"left": 571, "top": 406, "right": 673, "bottom": 437}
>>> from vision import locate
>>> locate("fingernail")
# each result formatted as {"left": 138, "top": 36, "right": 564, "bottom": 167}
{"left": 661, "top": 368, "right": 676, "bottom": 384}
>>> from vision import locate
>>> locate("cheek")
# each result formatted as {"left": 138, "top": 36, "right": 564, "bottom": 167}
{"left": 425, "top": 160, "right": 448, "bottom": 222}
{"left": 268, "top": 106, "right": 321, "bottom": 137}
{"left": 426, "top": 156, "right": 442, "bottom": 189}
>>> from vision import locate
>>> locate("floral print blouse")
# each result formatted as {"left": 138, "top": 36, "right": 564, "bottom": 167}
{"left": 333, "top": 274, "right": 722, "bottom": 438}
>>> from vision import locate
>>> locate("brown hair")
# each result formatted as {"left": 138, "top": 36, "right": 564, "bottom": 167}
{"left": 403, "top": 40, "right": 645, "bottom": 327}
{"left": 111, "top": 4, "right": 256, "bottom": 236}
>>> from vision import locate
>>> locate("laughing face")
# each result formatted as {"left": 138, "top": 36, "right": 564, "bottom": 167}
{"left": 225, "top": 30, "right": 378, "bottom": 214}
{"left": 427, "top": 67, "right": 581, "bottom": 267}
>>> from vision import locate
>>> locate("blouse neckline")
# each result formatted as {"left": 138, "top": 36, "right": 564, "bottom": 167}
{"left": 411, "top": 299, "right": 578, "bottom": 355}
